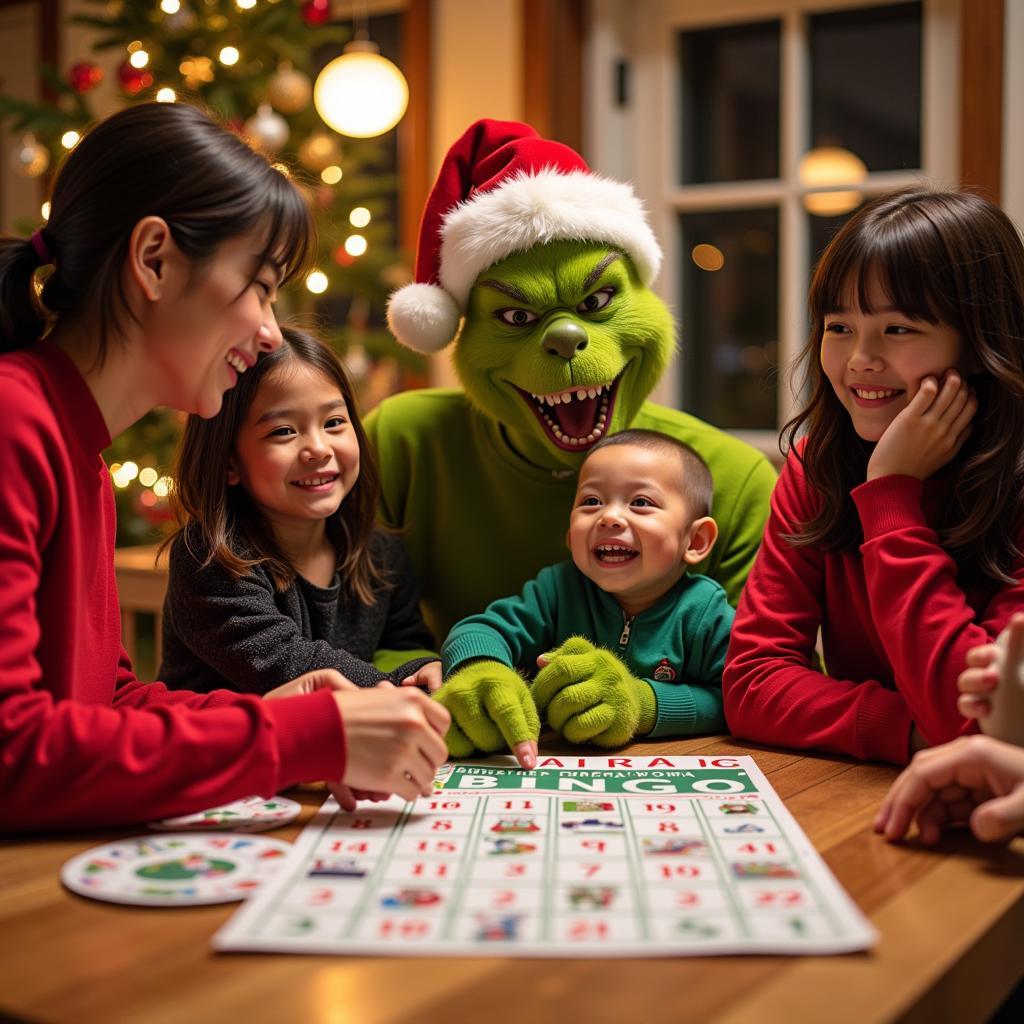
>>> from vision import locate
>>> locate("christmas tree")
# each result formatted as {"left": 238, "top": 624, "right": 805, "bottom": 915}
{"left": 1, "top": 0, "right": 423, "bottom": 544}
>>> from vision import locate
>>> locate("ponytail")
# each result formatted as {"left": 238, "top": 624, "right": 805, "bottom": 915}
{"left": 0, "top": 232, "right": 49, "bottom": 351}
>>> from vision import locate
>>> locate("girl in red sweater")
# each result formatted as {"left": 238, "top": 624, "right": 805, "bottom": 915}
{"left": 0, "top": 103, "right": 448, "bottom": 832}
{"left": 723, "top": 189, "right": 1024, "bottom": 765}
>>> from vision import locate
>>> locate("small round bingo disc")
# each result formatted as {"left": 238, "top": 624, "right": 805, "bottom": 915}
{"left": 148, "top": 795, "right": 301, "bottom": 833}
{"left": 61, "top": 833, "right": 292, "bottom": 907}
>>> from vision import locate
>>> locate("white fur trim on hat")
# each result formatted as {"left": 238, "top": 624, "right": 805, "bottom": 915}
{"left": 438, "top": 168, "right": 662, "bottom": 309}
{"left": 386, "top": 282, "right": 462, "bottom": 353}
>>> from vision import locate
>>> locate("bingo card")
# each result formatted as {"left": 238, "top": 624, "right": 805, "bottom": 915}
{"left": 214, "top": 755, "right": 877, "bottom": 956}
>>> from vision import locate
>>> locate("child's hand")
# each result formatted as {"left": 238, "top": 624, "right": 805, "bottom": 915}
{"left": 533, "top": 636, "right": 655, "bottom": 747}
{"left": 433, "top": 661, "right": 539, "bottom": 769}
{"left": 401, "top": 661, "right": 442, "bottom": 693}
{"left": 264, "top": 668, "right": 357, "bottom": 699}
{"left": 866, "top": 371, "right": 976, "bottom": 482}
{"left": 874, "top": 735, "right": 1024, "bottom": 844}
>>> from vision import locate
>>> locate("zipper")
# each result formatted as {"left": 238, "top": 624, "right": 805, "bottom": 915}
{"left": 619, "top": 612, "right": 635, "bottom": 648}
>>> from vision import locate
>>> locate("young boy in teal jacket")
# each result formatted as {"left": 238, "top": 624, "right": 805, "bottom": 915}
{"left": 438, "top": 430, "right": 734, "bottom": 767}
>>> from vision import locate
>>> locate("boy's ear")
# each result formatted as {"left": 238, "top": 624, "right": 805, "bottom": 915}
{"left": 126, "top": 216, "right": 176, "bottom": 302}
{"left": 682, "top": 516, "right": 718, "bottom": 565}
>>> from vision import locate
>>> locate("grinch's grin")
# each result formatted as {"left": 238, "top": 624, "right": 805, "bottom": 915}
{"left": 514, "top": 374, "right": 622, "bottom": 452}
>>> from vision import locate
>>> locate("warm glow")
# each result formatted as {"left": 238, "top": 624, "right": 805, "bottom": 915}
{"left": 41, "top": 202, "right": 50, "bottom": 221}
{"left": 139, "top": 467, "right": 158, "bottom": 487}
{"left": 153, "top": 476, "right": 173, "bottom": 498}
{"left": 320, "top": 165, "right": 343, "bottom": 185}
{"left": 306, "top": 270, "right": 329, "bottom": 294}
{"left": 344, "top": 235, "right": 367, "bottom": 257}
{"left": 129, "top": 49, "right": 150, "bottom": 69}
{"left": 271, "top": 162, "right": 291, "bottom": 177}
{"left": 156, "top": 87, "right": 176, "bottom": 103}
{"left": 349, "top": 206, "right": 371, "bottom": 228}
{"left": 799, "top": 146, "right": 867, "bottom": 217}
{"left": 219, "top": 46, "right": 240, "bottom": 66}
{"left": 313, "top": 44, "right": 409, "bottom": 138}
{"left": 60, "top": 130, "right": 81, "bottom": 150}
{"left": 121, "top": 461, "right": 139, "bottom": 481}
{"left": 691, "top": 243, "right": 725, "bottom": 272}
{"left": 160, "top": 0, "right": 181, "bottom": 13}
{"left": 236, "top": 0, "right": 257, "bottom": 8}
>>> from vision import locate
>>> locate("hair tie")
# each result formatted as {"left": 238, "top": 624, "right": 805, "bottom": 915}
{"left": 29, "top": 228, "right": 53, "bottom": 266}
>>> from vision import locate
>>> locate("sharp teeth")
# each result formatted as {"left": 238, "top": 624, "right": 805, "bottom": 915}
{"left": 576, "top": 390, "right": 587, "bottom": 401}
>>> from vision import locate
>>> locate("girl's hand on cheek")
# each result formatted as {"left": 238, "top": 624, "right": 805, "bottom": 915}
{"left": 866, "top": 371, "right": 977, "bottom": 482}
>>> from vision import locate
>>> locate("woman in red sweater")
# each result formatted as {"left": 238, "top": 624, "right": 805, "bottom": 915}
{"left": 0, "top": 103, "right": 448, "bottom": 832}
{"left": 723, "top": 189, "right": 1024, "bottom": 765}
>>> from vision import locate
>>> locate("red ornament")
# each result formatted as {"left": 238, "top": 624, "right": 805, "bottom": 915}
{"left": 332, "top": 243, "right": 354, "bottom": 267}
{"left": 118, "top": 60, "right": 154, "bottom": 96}
{"left": 301, "top": 0, "right": 331, "bottom": 26}
{"left": 69, "top": 61, "right": 104, "bottom": 93}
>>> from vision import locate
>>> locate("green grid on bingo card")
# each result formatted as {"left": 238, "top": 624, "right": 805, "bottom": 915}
{"left": 439, "top": 796, "right": 486, "bottom": 941}
{"left": 620, "top": 799, "right": 651, "bottom": 941}
{"left": 693, "top": 799, "right": 752, "bottom": 938}
{"left": 543, "top": 793, "right": 556, "bottom": 942}
{"left": 343, "top": 804, "right": 414, "bottom": 938}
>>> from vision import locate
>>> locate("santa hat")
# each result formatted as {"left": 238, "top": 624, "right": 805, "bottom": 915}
{"left": 387, "top": 119, "right": 662, "bottom": 353}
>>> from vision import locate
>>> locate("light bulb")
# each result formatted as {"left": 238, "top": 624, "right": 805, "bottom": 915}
{"left": 313, "top": 42, "right": 408, "bottom": 138}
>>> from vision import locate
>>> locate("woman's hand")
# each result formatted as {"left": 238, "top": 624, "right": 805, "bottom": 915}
{"left": 958, "top": 613, "right": 1024, "bottom": 720}
{"left": 866, "top": 371, "right": 976, "bottom": 481}
{"left": 875, "top": 735, "right": 1024, "bottom": 844}
{"left": 333, "top": 687, "right": 450, "bottom": 803}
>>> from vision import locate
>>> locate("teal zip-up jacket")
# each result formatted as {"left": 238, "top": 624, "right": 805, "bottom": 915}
{"left": 441, "top": 561, "right": 734, "bottom": 738}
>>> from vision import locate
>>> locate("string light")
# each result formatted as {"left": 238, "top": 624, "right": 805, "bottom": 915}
{"left": 156, "top": 87, "right": 176, "bottom": 103}
{"left": 344, "top": 234, "right": 367, "bottom": 257}
{"left": 320, "top": 165, "right": 343, "bottom": 185}
{"left": 219, "top": 46, "right": 240, "bottom": 67}
{"left": 305, "top": 270, "right": 328, "bottom": 294}
{"left": 236, "top": 0, "right": 257, "bottom": 8}
{"left": 60, "top": 130, "right": 81, "bottom": 150}
{"left": 153, "top": 476, "right": 173, "bottom": 498}
{"left": 41, "top": 202, "right": 50, "bottom": 221}
{"left": 349, "top": 207, "right": 371, "bottom": 228}
{"left": 160, "top": 0, "right": 181, "bottom": 13}
{"left": 139, "top": 468, "right": 158, "bottom": 487}
{"left": 129, "top": 49, "right": 150, "bottom": 69}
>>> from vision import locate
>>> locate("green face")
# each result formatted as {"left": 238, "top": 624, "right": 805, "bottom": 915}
{"left": 454, "top": 240, "right": 674, "bottom": 468}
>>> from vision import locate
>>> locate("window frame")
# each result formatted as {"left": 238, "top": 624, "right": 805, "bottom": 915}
{"left": 584, "top": 0, "right": 961, "bottom": 454}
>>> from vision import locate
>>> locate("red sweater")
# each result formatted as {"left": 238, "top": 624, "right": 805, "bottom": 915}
{"left": 0, "top": 342, "right": 345, "bottom": 832}
{"left": 723, "top": 445, "right": 1024, "bottom": 765}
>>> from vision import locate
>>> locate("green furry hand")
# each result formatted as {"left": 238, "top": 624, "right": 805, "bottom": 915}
{"left": 435, "top": 660, "right": 540, "bottom": 761}
{"left": 533, "top": 637, "right": 656, "bottom": 747}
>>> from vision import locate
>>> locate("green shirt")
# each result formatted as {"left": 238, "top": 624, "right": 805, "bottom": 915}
{"left": 441, "top": 561, "right": 734, "bottom": 738}
{"left": 364, "top": 389, "right": 775, "bottom": 640}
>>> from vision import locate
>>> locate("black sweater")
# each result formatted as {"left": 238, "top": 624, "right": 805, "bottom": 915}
{"left": 159, "top": 529, "right": 437, "bottom": 693}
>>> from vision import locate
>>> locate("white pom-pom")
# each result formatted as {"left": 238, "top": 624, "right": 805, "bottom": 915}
{"left": 386, "top": 282, "right": 461, "bottom": 353}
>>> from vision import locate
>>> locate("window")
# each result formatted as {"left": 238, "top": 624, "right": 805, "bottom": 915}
{"left": 585, "top": 0, "right": 959, "bottom": 449}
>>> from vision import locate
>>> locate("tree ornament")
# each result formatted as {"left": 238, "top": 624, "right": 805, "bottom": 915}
{"left": 118, "top": 60, "right": 154, "bottom": 95}
{"left": 301, "top": 0, "right": 331, "bottom": 26}
{"left": 68, "top": 61, "right": 104, "bottom": 93}
{"left": 267, "top": 63, "right": 312, "bottom": 114}
{"left": 11, "top": 134, "right": 50, "bottom": 178}
{"left": 244, "top": 103, "right": 289, "bottom": 154}
{"left": 297, "top": 130, "right": 341, "bottom": 172}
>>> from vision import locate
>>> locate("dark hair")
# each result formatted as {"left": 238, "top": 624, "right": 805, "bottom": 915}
{"left": 0, "top": 102, "right": 312, "bottom": 356}
{"left": 586, "top": 428, "right": 714, "bottom": 517}
{"left": 782, "top": 187, "right": 1024, "bottom": 584}
{"left": 164, "top": 325, "right": 389, "bottom": 605}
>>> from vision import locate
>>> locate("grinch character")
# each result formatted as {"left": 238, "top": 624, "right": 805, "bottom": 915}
{"left": 366, "top": 120, "right": 775, "bottom": 760}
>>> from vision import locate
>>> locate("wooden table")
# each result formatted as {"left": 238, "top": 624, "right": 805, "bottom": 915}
{"left": 2, "top": 735, "right": 1022, "bottom": 1024}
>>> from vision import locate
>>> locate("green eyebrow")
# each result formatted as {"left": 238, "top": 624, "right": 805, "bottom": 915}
{"left": 582, "top": 252, "right": 623, "bottom": 293}
{"left": 478, "top": 278, "right": 532, "bottom": 304}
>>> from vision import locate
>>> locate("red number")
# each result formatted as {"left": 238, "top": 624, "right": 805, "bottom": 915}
{"left": 644, "top": 803, "right": 677, "bottom": 813}
{"left": 428, "top": 801, "right": 462, "bottom": 811}
{"left": 411, "top": 862, "right": 449, "bottom": 878}
{"left": 431, "top": 820, "right": 454, "bottom": 831}
{"left": 379, "top": 919, "right": 429, "bottom": 939}
{"left": 676, "top": 890, "right": 700, "bottom": 907}
{"left": 738, "top": 842, "right": 777, "bottom": 855}
{"left": 308, "top": 888, "right": 333, "bottom": 906}
{"left": 660, "top": 865, "right": 700, "bottom": 879}
{"left": 581, "top": 863, "right": 602, "bottom": 878}
{"left": 414, "top": 840, "right": 456, "bottom": 853}
{"left": 505, "top": 863, "right": 527, "bottom": 877}
{"left": 350, "top": 818, "right": 373, "bottom": 830}
{"left": 502, "top": 800, "right": 534, "bottom": 810}
{"left": 580, "top": 840, "right": 606, "bottom": 854}
{"left": 658, "top": 822, "right": 679, "bottom": 833}
{"left": 568, "top": 920, "right": 609, "bottom": 940}
{"left": 492, "top": 890, "right": 516, "bottom": 906}
{"left": 755, "top": 890, "right": 804, "bottom": 906}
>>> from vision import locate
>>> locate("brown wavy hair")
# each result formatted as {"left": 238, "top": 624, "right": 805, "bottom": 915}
{"left": 164, "top": 325, "right": 389, "bottom": 604}
{"left": 781, "top": 188, "right": 1024, "bottom": 584}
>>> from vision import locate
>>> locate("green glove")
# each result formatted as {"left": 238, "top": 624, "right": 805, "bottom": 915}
{"left": 533, "top": 636, "right": 656, "bottom": 747}
{"left": 435, "top": 660, "right": 540, "bottom": 758}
